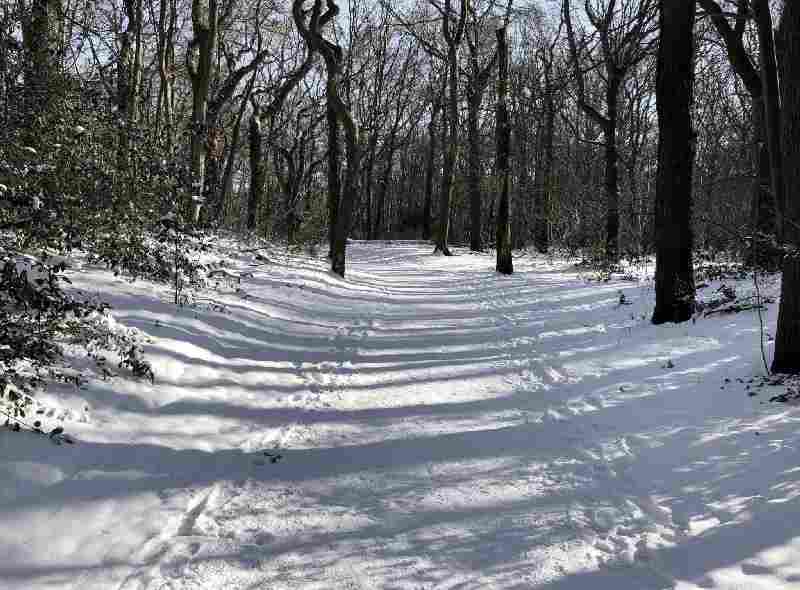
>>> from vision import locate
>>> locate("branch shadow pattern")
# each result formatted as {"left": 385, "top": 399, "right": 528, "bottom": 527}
{"left": 1, "top": 241, "right": 797, "bottom": 590}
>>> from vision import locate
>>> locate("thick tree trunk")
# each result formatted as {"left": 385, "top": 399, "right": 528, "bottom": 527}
{"left": 772, "top": 2, "right": 800, "bottom": 373}
{"left": 495, "top": 27, "right": 512, "bottom": 275}
{"left": 651, "top": 0, "right": 695, "bottom": 325}
{"left": 773, "top": 255, "right": 800, "bottom": 373}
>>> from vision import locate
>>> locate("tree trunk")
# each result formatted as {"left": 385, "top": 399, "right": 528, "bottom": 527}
{"left": 604, "top": 76, "right": 620, "bottom": 264}
{"left": 328, "top": 81, "right": 361, "bottom": 276}
{"left": 330, "top": 117, "right": 360, "bottom": 276}
{"left": 467, "top": 93, "right": 483, "bottom": 251}
{"left": 118, "top": 0, "right": 143, "bottom": 174}
{"left": 435, "top": 45, "right": 459, "bottom": 256}
{"left": 748, "top": 101, "right": 779, "bottom": 268}
{"left": 155, "top": 0, "right": 176, "bottom": 151}
{"left": 773, "top": 255, "right": 800, "bottom": 373}
{"left": 216, "top": 76, "right": 254, "bottom": 223}
{"left": 23, "top": 0, "right": 61, "bottom": 130}
{"left": 495, "top": 27, "right": 512, "bottom": 275}
{"left": 326, "top": 99, "right": 341, "bottom": 258}
{"left": 246, "top": 106, "right": 265, "bottom": 231}
{"left": 372, "top": 144, "right": 396, "bottom": 240}
{"left": 753, "top": 0, "right": 784, "bottom": 241}
{"left": 652, "top": 0, "right": 695, "bottom": 325}
{"left": 422, "top": 95, "right": 440, "bottom": 241}
{"left": 772, "top": 2, "right": 800, "bottom": 373}
{"left": 362, "top": 133, "right": 379, "bottom": 237}
{"left": 187, "top": 0, "right": 217, "bottom": 223}
{"left": 533, "top": 88, "right": 555, "bottom": 254}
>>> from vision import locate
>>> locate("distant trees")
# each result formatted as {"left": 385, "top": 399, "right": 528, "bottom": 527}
{"left": 697, "top": 0, "right": 783, "bottom": 262}
{"left": 4, "top": 0, "right": 800, "bottom": 334}
{"left": 563, "top": 0, "right": 657, "bottom": 264}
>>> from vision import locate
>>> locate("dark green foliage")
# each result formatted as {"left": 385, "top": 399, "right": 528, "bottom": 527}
{"left": 0, "top": 81, "right": 168, "bottom": 433}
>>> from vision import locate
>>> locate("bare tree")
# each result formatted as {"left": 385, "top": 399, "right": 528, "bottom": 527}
{"left": 465, "top": 2, "right": 499, "bottom": 252}
{"left": 563, "top": 0, "right": 657, "bottom": 263}
{"left": 434, "top": 0, "right": 467, "bottom": 255}
{"left": 245, "top": 33, "right": 314, "bottom": 231}
{"left": 294, "top": 0, "right": 361, "bottom": 277}
{"left": 697, "top": 0, "right": 784, "bottom": 261}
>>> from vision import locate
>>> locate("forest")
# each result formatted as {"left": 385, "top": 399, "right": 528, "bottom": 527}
{"left": 2, "top": 0, "right": 800, "bottom": 588}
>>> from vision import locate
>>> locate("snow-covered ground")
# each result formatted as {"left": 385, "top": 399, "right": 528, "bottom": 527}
{"left": 2, "top": 240, "right": 800, "bottom": 590}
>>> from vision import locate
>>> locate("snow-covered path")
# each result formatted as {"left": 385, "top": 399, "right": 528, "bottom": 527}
{"left": 3, "top": 241, "right": 800, "bottom": 590}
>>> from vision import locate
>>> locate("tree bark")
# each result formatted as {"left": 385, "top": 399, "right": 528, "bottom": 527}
{"left": 533, "top": 87, "right": 555, "bottom": 254}
{"left": 604, "top": 76, "right": 620, "bottom": 263}
{"left": 651, "top": 0, "right": 695, "bottom": 325}
{"left": 155, "top": 0, "right": 176, "bottom": 151}
{"left": 466, "top": 36, "right": 497, "bottom": 252}
{"left": 23, "top": 0, "right": 62, "bottom": 129}
{"left": 326, "top": 99, "right": 341, "bottom": 257}
{"left": 467, "top": 93, "right": 483, "bottom": 251}
{"left": 246, "top": 104, "right": 266, "bottom": 231}
{"left": 215, "top": 74, "right": 255, "bottom": 223}
{"left": 772, "top": 255, "right": 800, "bottom": 373}
{"left": 772, "top": 2, "right": 800, "bottom": 373}
{"left": 245, "top": 40, "right": 314, "bottom": 231}
{"left": 753, "top": 0, "right": 784, "bottom": 241}
{"left": 422, "top": 87, "right": 442, "bottom": 241}
{"left": 293, "top": 0, "right": 360, "bottom": 277}
{"left": 118, "top": 0, "right": 143, "bottom": 173}
{"left": 434, "top": 0, "right": 467, "bottom": 256}
{"left": 436, "top": 45, "right": 458, "bottom": 255}
{"left": 187, "top": 0, "right": 218, "bottom": 222}
{"left": 495, "top": 27, "right": 513, "bottom": 275}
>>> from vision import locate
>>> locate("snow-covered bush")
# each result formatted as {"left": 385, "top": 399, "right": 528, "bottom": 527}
{"left": 89, "top": 214, "right": 211, "bottom": 304}
{"left": 0, "top": 254, "right": 154, "bottom": 433}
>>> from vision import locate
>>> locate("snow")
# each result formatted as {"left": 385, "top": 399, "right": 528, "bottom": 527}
{"left": 2, "top": 240, "right": 800, "bottom": 589}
